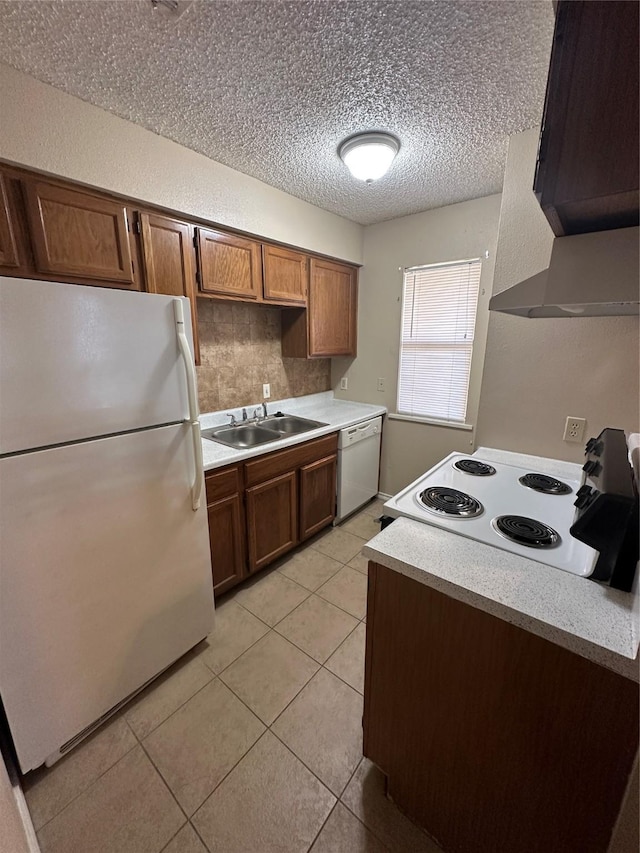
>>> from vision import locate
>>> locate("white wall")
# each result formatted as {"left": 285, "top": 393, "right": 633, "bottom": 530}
{"left": 0, "top": 63, "right": 363, "bottom": 263}
{"left": 332, "top": 195, "right": 502, "bottom": 495}
{"left": 476, "top": 130, "right": 639, "bottom": 459}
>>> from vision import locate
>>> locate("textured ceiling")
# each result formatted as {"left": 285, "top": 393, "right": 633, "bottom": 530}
{"left": 0, "top": 0, "right": 554, "bottom": 225}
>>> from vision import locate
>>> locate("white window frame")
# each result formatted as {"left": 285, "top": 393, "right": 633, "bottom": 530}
{"left": 393, "top": 257, "right": 482, "bottom": 430}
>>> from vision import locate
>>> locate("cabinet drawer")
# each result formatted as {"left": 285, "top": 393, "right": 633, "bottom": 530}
{"left": 244, "top": 433, "right": 338, "bottom": 487}
{"left": 205, "top": 464, "right": 241, "bottom": 503}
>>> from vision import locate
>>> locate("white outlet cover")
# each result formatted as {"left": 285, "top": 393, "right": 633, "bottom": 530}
{"left": 340, "top": 377, "right": 348, "bottom": 390}
{"left": 563, "top": 416, "right": 586, "bottom": 443}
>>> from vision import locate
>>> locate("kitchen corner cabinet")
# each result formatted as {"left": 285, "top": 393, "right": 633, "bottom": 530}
{"left": 363, "top": 562, "right": 639, "bottom": 853}
{"left": 281, "top": 258, "right": 358, "bottom": 358}
{"left": 138, "top": 212, "right": 200, "bottom": 364}
{"left": 534, "top": 0, "right": 639, "bottom": 235}
{"left": 205, "top": 465, "right": 245, "bottom": 596}
{"left": 23, "top": 179, "right": 140, "bottom": 287}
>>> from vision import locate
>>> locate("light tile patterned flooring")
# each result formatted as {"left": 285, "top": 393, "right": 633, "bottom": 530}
{"left": 23, "top": 498, "right": 442, "bottom": 853}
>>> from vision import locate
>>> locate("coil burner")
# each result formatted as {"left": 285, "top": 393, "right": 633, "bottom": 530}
{"left": 418, "top": 487, "right": 483, "bottom": 518}
{"left": 492, "top": 515, "right": 560, "bottom": 548}
{"left": 518, "top": 473, "right": 572, "bottom": 495}
{"left": 453, "top": 459, "right": 496, "bottom": 476}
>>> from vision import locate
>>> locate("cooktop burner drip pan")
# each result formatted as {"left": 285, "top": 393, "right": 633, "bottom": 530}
{"left": 518, "top": 473, "right": 572, "bottom": 495}
{"left": 492, "top": 515, "right": 560, "bottom": 548}
{"left": 418, "top": 487, "right": 483, "bottom": 518}
{"left": 453, "top": 459, "right": 497, "bottom": 476}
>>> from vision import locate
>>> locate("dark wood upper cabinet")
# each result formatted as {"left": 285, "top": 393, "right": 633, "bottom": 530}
{"left": 138, "top": 211, "right": 200, "bottom": 363}
{"left": 534, "top": 0, "right": 639, "bottom": 235}
{"left": 196, "top": 227, "right": 262, "bottom": 300}
{"left": 281, "top": 258, "right": 358, "bottom": 358}
{"left": 24, "top": 180, "right": 138, "bottom": 286}
{"left": 262, "top": 244, "right": 307, "bottom": 305}
{"left": 0, "top": 173, "right": 21, "bottom": 271}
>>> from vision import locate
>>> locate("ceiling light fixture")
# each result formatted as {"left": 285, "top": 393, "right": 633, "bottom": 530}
{"left": 338, "top": 132, "right": 400, "bottom": 183}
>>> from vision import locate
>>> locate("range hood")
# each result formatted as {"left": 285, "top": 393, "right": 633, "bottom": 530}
{"left": 489, "top": 227, "right": 639, "bottom": 318}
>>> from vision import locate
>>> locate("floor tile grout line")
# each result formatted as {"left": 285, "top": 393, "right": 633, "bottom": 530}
{"left": 304, "top": 799, "right": 338, "bottom": 853}
{"left": 127, "top": 668, "right": 217, "bottom": 742}
{"left": 30, "top": 731, "right": 141, "bottom": 836}
{"left": 189, "top": 817, "right": 214, "bottom": 853}
{"left": 137, "top": 733, "right": 192, "bottom": 825}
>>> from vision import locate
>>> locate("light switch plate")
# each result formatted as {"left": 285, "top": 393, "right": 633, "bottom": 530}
{"left": 263, "top": 383, "right": 271, "bottom": 399}
{"left": 340, "top": 377, "right": 348, "bottom": 390}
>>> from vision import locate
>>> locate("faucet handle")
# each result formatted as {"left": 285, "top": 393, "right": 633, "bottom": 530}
{"left": 261, "top": 402, "right": 268, "bottom": 418}
{"left": 242, "top": 407, "right": 248, "bottom": 421}
{"left": 253, "top": 407, "right": 261, "bottom": 420}
{"left": 226, "top": 413, "right": 237, "bottom": 426}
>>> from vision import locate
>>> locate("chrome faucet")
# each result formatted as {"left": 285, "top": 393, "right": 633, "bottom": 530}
{"left": 261, "top": 402, "right": 268, "bottom": 418}
{"left": 226, "top": 413, "right": 237, "bottom": 426}
{"left": 242, "top": 408, "right": 248, "bottom": 422}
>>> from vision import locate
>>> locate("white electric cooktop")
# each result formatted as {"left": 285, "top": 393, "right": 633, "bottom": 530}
{"left": 383, "top": 452, "right": 598, "bottom": 576}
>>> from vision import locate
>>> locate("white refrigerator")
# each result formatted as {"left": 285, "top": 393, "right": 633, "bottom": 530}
{"left": 0, "top": 277, "right": 215, "bottom": 773}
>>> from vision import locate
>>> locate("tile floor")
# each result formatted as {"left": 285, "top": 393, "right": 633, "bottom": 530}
{"left": 22, "top": 498, "right": 442, "bottom": 853}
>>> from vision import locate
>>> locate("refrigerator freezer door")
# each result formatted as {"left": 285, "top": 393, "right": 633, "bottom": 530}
{"left": 0, "top": 423, "right": 214, "bottom": 772}
{"left": 0, "top": 278, "right": 195, "bottom": 455}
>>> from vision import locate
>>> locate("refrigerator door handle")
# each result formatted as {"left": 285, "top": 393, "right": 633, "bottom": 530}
{"left": 173, "top": 299, "right": 203, "bottom": 511}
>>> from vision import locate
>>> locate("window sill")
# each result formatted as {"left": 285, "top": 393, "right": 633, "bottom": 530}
{"left": 388, "top": 413, "right": 474, "bottom": 432}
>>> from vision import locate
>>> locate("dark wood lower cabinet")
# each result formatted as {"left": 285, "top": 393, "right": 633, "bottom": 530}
{"left": 364, "top": 562, "right": 639, "bottom": 853}
{"left": 205, "top": 464, "right": 245, "bottom": 596}
{"left": 246, "top": 471, "right": 298, "bottom": 573}
{"left": 207, "top": 494, "right": 244, "bottom": 596}
{"left": 299, "top": 454, "right": 336, "bottom": 540}
{"left": 204, "top": 434, "right": 338, "bottom": 595}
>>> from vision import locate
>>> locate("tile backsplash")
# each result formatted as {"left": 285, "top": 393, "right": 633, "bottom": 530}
{"left": 196, "top": 299, "right": 331, "bottom": 414}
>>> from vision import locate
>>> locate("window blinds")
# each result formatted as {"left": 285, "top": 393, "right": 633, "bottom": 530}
{"left": 397, "top": 259, "right": 481, "bottom": 423}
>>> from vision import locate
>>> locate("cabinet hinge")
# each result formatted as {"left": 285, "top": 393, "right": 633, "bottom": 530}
{"left": 193, "top": 232, "right": 198, "bottom": 249}
{"left": 133, "top": 218, "right": 141, "bottom": 235}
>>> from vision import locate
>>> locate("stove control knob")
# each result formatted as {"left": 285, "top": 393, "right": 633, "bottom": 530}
{"left": 585, "top": 437, "right": 604, "bottom": 457}
{"left": 574, "top": 484, "right": 594, "bottom": 509}
{"left": 582, "top": 460, "right": 601, "bottom": 476}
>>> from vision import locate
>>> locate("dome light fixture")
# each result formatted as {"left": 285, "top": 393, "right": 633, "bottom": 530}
{"left": 338, "top": 132, "right": 400, "bottom": 183}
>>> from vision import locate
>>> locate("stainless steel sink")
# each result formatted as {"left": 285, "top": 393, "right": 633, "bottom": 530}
{"left": 201, "top": 423, "right": 282, "bottom": 449}
{"left": 201, "top": 413, "right": 328, "bottom": 449}
{"left": 262, "top": 415, "right": 328, "bottom": 435}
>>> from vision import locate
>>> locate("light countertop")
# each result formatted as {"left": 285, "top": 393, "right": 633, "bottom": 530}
{"left": 199, "top": 392, "right": 386, "bottom": 471}
{"left": 363, "top": 447, "right": 640, "bottom": 681}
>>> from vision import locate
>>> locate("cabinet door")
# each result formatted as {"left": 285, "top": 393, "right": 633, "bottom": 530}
{"left": 139, "top": 212, "right": 200, "bottom": 363}
{"left": 196, "top": 227, "right": 262, "bottom": 300}
{"left": 0, "top": 173, "right": 21, "bottom": 271}
{"left": 299, "top": 454, "right": 337, "bottom": 540}
{"left": 533, "top": 1, "right": 639, "bottom": 235}
{"left": 246, "top": 470, "right": 297, "bottom": 572}
{"left": 308, "top": 258, "right": 358, "bottom": 357}
{"left": 207, "top": 493, "right": 245, "bottom": 596}
{"left": 262, "top": 244, "right": 307, "bottom": 305}
{"left": 24, "top": 180, "right": 137, "bottom": 286}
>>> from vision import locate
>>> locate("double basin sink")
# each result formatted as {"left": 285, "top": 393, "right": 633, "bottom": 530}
{"left": 201, "top": 413, "right": 329, "bottom": 449}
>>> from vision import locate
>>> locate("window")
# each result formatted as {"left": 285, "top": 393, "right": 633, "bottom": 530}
{"left": 396, "top": 259, "right": 482, "bottom": 424}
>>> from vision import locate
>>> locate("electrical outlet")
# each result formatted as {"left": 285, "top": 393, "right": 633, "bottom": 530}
{"left": 340, "top": 377, "right": 348, "bottom": 390}
{"left": 262, "top": 383, "right": 271, "bottom": 399}
{"left": 563, "top": 416, "right": 586, "bottom": 443}
{"left": 377, "top": 377, "right": 385, "bottom": 392}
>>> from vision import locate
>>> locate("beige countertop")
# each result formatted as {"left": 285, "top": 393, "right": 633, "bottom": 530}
{"left": 363, "top": 447, "right": 640, "bottom": 681}
{"left": 199, "top": 392, "right": 386, "bottom": 471}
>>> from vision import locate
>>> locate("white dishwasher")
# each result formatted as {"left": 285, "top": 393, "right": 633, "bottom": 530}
{"left": 335, "top": 416, "right": 382, "bottom": 523}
